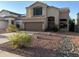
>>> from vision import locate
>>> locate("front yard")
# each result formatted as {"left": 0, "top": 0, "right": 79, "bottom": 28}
{"left": 0, "top": 31, "right": 79, "bottom": 57}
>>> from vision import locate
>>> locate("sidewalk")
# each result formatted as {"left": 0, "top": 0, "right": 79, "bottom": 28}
{"left": 0, "top": 33, "right": 22, "bottom": 57}
{"left": 0, "top": 50, "right": 22, "bottom": 57}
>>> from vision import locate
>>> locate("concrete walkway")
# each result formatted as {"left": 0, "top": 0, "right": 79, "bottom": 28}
{"left": 0, "top": 33, "right": 22, "bottom": 57}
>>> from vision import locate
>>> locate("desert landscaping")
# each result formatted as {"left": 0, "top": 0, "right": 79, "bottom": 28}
{"left": 0, "top": 31, "right": 79, "bottom": 57}
{"left": 0, "top": 1, "right": 79, "bottom": 57}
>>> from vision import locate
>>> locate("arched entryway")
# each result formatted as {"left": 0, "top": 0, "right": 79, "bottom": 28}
{"left": 46, "top": 16, "right": 55, "bottom": 31}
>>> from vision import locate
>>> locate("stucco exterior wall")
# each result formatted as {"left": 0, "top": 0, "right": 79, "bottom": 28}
{"left": 26, "top": 2, "right": 47, "bottom": 18}
{"left": 26, "top": 2, "right": 60, "bottom": 30}
{"left": 47, "top": 7, "right": 59, "bottom": 25}
{"left": 15, "top": 20, "right": 24, "bottom": 29}
{"left": 59, "top": 12, "right": 70, "bottom": 19}
{"left": 59, "top": 9, "right": 70, "bottom": 31}
{"left": 26, "top": 2, "right": 48, "bottom": 31}
{"left": 25, "top": 2, "right": 70, "bottom": 31}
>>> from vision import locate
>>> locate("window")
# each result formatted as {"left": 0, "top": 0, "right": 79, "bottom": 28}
{"left": 33, "top": 7, "right": 42, "bottom": 16}
{"left": 59, "top": 19, "right": 67, "bottom": 28}
{"left": 11, "top": 20, "right": 14, "bottom": 24}
{"left": 60, "top": 19, "right": 67, "bottom": 21}
{"left": 59, "top": 24, "right": 67, "bottom": 28}
{"left": 16, "top": 23, "right": 20, "bottom": 29}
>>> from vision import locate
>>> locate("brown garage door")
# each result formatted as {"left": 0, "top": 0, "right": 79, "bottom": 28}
{"left": 25, "top": 22, "right": 43, "bottom": 31}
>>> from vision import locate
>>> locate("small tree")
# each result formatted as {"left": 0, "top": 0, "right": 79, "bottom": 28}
{"left": 52, "top": 25, "right": 59, "bottom": 32}
{"left": 69, "top": 19, "right": 75, "bottom": 32}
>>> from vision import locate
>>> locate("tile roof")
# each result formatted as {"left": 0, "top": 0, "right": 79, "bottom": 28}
{"left": 0, "top": 9, "right": 21, "bottom": 16}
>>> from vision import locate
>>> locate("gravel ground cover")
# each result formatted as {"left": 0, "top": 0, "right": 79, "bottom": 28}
{"left": 0, "top": 32, "right": 79, "bottom": 57}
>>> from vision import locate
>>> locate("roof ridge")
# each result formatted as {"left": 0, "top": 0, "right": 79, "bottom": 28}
{"left": 0, "top": 9, "right": 21, "bottom": 16}
{"left": 26, "top": 1, "right": 49, "bottom": 8}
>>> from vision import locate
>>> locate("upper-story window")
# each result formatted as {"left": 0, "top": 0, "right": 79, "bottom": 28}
{"left": 33, "top": 7, "right": 42, "bottom": 16}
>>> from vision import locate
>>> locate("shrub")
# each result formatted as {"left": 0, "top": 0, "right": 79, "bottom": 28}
{"left": 52, "top": 25, "right": 58, "bottom": 32}
{"left": 8, "top": 32, "right": 31, "bottom": 48}
{"left": 6, "top": 24, "right": 18, "bottom": 32}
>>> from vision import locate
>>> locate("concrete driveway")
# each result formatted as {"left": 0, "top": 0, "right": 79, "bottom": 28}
{"left": 0, "top": 33, "right": 16, "bottom": 44}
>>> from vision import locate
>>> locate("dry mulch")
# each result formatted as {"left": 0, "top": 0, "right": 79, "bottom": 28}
{"left": 0, "top": 32, "right": 79, "bottom": 57}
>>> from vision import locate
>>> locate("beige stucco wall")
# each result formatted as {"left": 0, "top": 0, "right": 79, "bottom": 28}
{"left": 26, "top": 3, "right": 60, "bottom": 30}
{"left": 59, "top": 10, "right": 70, "bottom": 31}
{"left": 15, "top": 20, "right": 24, "bottom": 29}
{"left": 26, "top": 2, "right": 70, "bottom": 31}
{"left": 26, "top": 2, "right": 48, "bottom": 31}
{"left": 26, "top": 2, "right": 47, "bottom": 18}
{"left": 59, "top": 12, "right": 70, "bottom": 20}
{"left": 47, "top": 7, "right": 59, "bottom": 26}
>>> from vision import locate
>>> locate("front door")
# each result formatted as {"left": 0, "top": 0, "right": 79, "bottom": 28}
{"left": 47, "top": 16, "right": 55, "bottom": 31}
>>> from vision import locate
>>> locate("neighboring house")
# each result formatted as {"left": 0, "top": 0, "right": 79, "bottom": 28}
{"left": 77, "top": 12, "right": 79, "bottom": 25}
{"left": 0, "top": 10, "right": 22, "bottom": 30}
{"left": 0, "top": 1, "right": 70, "bottom": 32}
{"left": 25, "top": 1, "right": 70, "bottom": 31}
{"left": 75, "top": 12, "right": 79, "bottom": 32}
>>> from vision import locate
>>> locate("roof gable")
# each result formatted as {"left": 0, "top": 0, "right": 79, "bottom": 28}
{"left": 0, "top": 10, "right": 21, "bottom": 16}
{"left": 27, "top": 1, "right": 48, "bottom": 8}
{"left": 0, "top": 10, "right": 21, "bottom": 17}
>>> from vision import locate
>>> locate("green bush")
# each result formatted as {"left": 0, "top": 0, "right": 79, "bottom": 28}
{"left": 6, "top": 24, "right": 18, "bottom": 32}
{"left": 52, "top": 25, "right": 59, "bottom": 32}
{"left": 8, "top": 32, "right": 31, "bottom": 48}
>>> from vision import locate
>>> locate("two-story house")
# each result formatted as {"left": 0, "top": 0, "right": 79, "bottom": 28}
{"left": 22, "top": 1, "right": 70, "bottom": 31}
{"left": 0, "top": 1, "right": 70, "bottom": 32}
{"left": 0, "top": 10, "right": 22, "bottom": 30}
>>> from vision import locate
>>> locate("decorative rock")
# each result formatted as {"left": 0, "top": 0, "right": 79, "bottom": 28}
{"left": 58, "top": 35, "right": 75, "bottom": 56}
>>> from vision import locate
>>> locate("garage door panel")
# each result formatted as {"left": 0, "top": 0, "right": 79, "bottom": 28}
{"left": 0, "top": 21, "right": 8, "bottom": 30}
{"left": 25, "top": 22, "right": 43, "bottom": 31}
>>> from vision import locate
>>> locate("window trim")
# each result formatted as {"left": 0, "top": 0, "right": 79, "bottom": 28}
{"left": 33, "top": 7, "right": 42, "bottom": 16}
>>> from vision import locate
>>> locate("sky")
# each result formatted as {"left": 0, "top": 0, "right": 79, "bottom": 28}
{"left": 0, "top": 1, "right": 79, "bottom": 19}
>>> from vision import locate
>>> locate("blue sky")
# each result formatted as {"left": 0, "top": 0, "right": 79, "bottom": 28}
{"left": 0, "top": 1, "right": 79, "bottom": 19}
